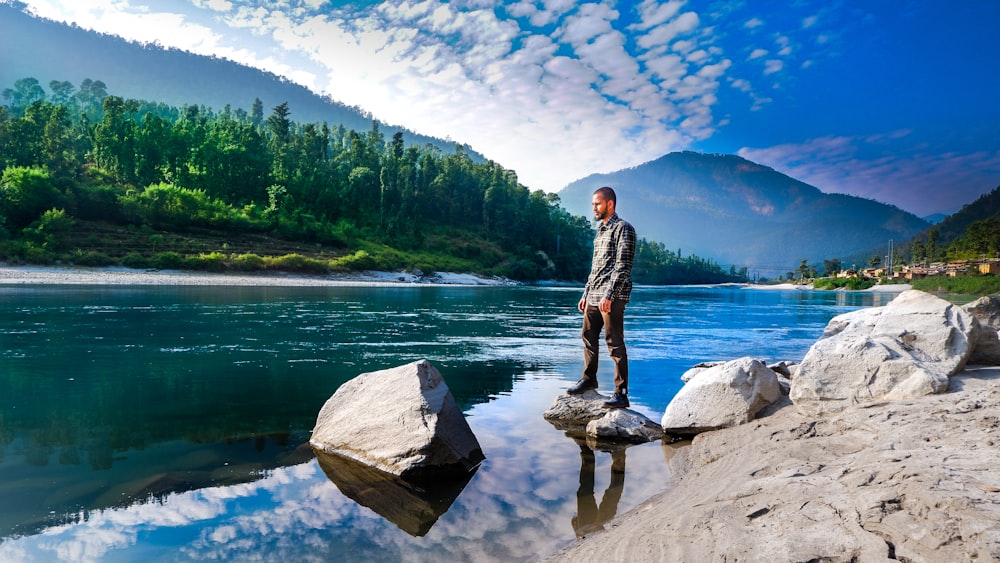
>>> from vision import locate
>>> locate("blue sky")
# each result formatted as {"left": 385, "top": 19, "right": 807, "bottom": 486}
{"left": 10, "top": 0, "right": 999, "bottom": 217}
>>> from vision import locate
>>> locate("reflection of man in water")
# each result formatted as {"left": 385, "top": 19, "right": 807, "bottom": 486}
{"left": 571, "top": 442, "right": 626, "bottom": 538}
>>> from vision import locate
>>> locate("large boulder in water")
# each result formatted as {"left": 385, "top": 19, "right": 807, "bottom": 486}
{"left": 661, "top": 357, "right": 782, "bottom": 435}
{"left": 310, "top": 360, "right": 484, "bottom": 479}
{"left": 790, "top": 289, "right": 977, "bottom": 416}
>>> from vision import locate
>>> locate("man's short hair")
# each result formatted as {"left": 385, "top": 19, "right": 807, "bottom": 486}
{"left": 594, "top": 186, "right": 617, "bottom": 205}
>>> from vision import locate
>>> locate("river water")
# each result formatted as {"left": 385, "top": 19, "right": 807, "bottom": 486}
{"left": 0, "top": 284, "right": 894, "bottom": 561}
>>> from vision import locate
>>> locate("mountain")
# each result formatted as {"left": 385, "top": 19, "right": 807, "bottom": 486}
{"left": 911, "top": 185, "right": 1000, "bottom": 247}
{"left": 921, "top": 213, "right": 949, "bottom": 225}
{"left": 0, "top": 2, "right": 478, "bottom": 159}
{"left": 558, "top": 152, "right": 930, "bottom": 276}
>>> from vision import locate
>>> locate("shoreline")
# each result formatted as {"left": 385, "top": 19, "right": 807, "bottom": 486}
{"left": 743, "top": 281, "right": 913, "bottom": 293}
{"left": 0, "top": 263, "right": 517, "bottom": 287}
{"left": 0, "top": 264, "right": 914, "bottom": 293}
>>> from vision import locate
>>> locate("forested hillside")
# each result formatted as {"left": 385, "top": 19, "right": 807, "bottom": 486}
{"left": 0, "top": 2, "right": 463, "bottom": 157}
{"left": 0, "top": 78, "right": 746, "bottom": 284}
{"left": 905, "top": 185, "right": 1000, "bottom": 262}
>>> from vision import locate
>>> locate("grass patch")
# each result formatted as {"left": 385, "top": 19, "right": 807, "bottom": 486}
{"left": 813, "top": 277, "right": 877, "bottom": 291}
{"left": 911, "top": 275, "right": 1000, "bottom": 296}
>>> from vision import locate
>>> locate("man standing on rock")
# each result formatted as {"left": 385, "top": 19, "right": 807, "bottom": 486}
{"left": 567, "top": 186, "right": 636, "bottom": 409}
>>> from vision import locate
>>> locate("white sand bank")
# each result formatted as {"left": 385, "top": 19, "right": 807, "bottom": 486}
{"left": 0, "top": 264, "right": 515, "bottom": 287}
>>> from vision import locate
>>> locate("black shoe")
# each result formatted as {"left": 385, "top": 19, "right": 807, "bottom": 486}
{"left": 602, "top": 392, "right": 630, "bottom": 409}
{"left": 566, "top": 378, "right": 598, "bottom": 395}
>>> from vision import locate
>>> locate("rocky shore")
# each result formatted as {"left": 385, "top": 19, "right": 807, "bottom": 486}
{"left": 545, "top": 366, "right": 1000, "bottom": 562}
{"left": 545, "top": 290, "right": 1000, "bottom": 562}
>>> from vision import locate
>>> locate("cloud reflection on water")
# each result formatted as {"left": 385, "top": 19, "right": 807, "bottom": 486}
{"left": 0, "top": 376, "right": 673, "bottom": 562}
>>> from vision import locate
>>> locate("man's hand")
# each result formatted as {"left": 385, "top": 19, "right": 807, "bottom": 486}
{"left": 599, "top": 298, "right": 612, "bottom": 313}
{"left": 578, "top": 297, "right": 587, "bottom": 313}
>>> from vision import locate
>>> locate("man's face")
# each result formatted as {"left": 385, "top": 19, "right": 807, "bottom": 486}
{"left": 592, "top": 193, "right": 612, "bottom": 221}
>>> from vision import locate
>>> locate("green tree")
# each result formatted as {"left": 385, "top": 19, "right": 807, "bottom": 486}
{"left": 119, "top": 182, "right": 253, "bottom": 231}
{"left": 796, "top": 259, "right": 811, "bottom": 280}
{"left": 29, "top": 102, "right": 76, "bottom": 177}
{"left": 0, "top": 166, "right": 63, "bottom": 230}
{"left": 2, "top": 78, "right": 46, "bottom": 115}
{"left": 926, "top": 228, "right": 940, "bottom": 262}
{"left": 92, "top": 96, "right": 141, "bottom": 184}
{"left": 74, "top": 79, "right": 108, "bottom": 121}
{"left": 23, "top": 208, "right": 75, "bottom": 250}
{"left": 948, "top": 216, "right": 1000, "bottom": 259}
{"left": 822, "top": 258, "right": 842, "bottom": 277}
{"left": 250, "top": 97, "right": 264, "bottom": 126}
{"left": 911, "top": 239, "right": 927, "bottom": 263}
{"left": 48, "top": 80, "right": 76, "bottom": 107}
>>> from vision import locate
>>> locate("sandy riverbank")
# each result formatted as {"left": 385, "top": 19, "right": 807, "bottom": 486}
{"left": 545, "top": 366, "right": 1000, "bottom": 562}
{"left": 0, "top": 264, "right": 515, "bottom": 287}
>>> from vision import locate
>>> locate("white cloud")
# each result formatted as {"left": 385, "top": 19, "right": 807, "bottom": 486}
{"left": 636, "top": 10, "right": 699, "bottom": 50}
{"left": 192, "top": 0, "right": 232, "bottom": 11}
{"left": 774, "top": 35, "right": 792, "bottom": 56}
{"left": 748, "top": 48, "right": 767, "bottom": 60}
{"left": 729, "top": 78, "right": 751, "bottom": 92}
{"left": 763, "top": 59, "right": 783, "bottom": 75}
{"left": 633, "top": 0, "right": 684, "bottom": 31}
{"left": 556, "top": 2, "right": 616, "bottom": 45}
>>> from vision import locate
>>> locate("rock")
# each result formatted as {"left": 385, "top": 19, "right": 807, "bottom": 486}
{"left": 964, "top": 295, "right": 1000, "bottom": 365}
{"left": 661, "top": 357, "right": 782, "bottom": 435}
{"left": 776, "top": 375, "right": 792, "bottom": 395}
{"left": 790, "top": 289, "right": 977, "bottom": 416}
{"left": 544, "top": 391, "right": 661, "bottom": 444}
{"left": 586, "top": 409, "right": 663, "bottom": 443}
{"left": 680, "top": 367, "right": 704, "bottom": 383}
{"left": 767, "top": 361, "right": 795, "bottom": 378}
{"left": 543, "top": 390, "right": 612, "bottom": 427}
{"left": 680, "top": 362, "right": 724, "bottom": 382}
{"left": 309, "top": 360, "right": 484, "bottom": 479}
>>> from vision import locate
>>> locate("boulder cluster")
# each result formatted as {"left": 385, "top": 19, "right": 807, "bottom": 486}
{"left": 545, "top": 289, "right": 1000, "bottom": 442}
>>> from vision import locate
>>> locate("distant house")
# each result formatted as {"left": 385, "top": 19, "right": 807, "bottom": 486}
{"left": 946, "top": 261, "right": 971, "bottom": 277}
{"left": 981, "top": 261, "right": 1000, "bottom": 275}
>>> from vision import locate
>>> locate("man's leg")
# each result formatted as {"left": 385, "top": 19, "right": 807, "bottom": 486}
{"left": 581, "top": 304, "right": 604, "bottom": 382}
{"left": 603, "top": 301, "right": 628, "bottom": 394}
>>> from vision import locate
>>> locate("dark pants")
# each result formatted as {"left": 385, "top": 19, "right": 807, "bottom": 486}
{"left": 581, "top": 301, "right": 628, "bottom": 394}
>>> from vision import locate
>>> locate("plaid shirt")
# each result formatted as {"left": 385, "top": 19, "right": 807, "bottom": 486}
{"left": 582, "top": 212, "right": 636, "bottom": 305}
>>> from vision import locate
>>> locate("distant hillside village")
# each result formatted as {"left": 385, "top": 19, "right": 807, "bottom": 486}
{"left": 839, "top": 259, "right": 1000, "bottom": 281}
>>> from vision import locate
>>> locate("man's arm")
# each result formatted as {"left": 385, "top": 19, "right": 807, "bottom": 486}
{"left": 605, "top": 222, "right": 636, "bottom": 301}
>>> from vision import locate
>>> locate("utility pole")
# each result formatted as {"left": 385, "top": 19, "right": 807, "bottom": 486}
{"left": 888, "top": 239, "right": 894, "bottom": 276}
